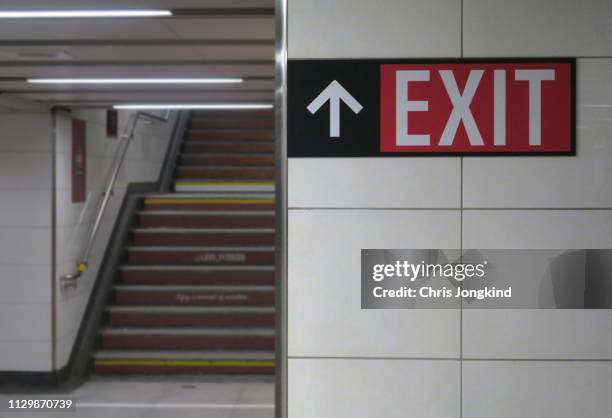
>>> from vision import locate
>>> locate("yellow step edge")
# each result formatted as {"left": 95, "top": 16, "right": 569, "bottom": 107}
{"left": 96, "top": 359, "right": 275, "bottom": 368}
{"left": 175, "top": 181, "right": 274, "bottom": 186}
{"left": 145, "top": 198, "right": 275, "bottom": 205}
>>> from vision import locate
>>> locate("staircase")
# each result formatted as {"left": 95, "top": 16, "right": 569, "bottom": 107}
{"left": 93, "top": 109, "right": 276, "bottom": 375}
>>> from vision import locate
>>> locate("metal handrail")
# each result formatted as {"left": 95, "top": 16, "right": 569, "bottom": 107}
{"left": 157, "top": 111, "right": 191, "bottom": 193}
{"left": 60, "top": 110, "right": 170, "bottom": 288}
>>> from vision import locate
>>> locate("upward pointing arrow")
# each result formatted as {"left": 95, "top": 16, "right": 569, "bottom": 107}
{"left": 307, "top": 80, "right": 363, "bottom": 138}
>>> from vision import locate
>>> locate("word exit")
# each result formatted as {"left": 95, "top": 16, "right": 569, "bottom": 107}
{"left": 380, "top": 62, "right": 574, "bottom": 154}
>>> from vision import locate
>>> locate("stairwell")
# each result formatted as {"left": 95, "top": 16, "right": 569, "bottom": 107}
{"left": 93, "top": 109, "right": 276, "bottom": 375}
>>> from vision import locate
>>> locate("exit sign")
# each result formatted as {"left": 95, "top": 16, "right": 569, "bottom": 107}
{"left": 288, "top": 58, "right": 575, "bottom": 157}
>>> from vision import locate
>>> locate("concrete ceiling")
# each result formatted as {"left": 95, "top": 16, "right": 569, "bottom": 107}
{"left": 0, "top": 0, "right": 275, "bottom": 109}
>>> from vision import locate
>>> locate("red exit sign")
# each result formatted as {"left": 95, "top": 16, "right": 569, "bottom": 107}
{"left": 380, "top": 61, "right": 574, "bottom": 154}
{"left": 287, "top": 58, "right": 575, "bottom": 157}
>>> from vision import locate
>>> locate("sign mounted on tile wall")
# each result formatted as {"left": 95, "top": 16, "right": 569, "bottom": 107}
{"left": 71, "top": 119, "right": 87, "bottom": 203}
{"left": 288, "top": 58, "right": 575, "bottom": 157}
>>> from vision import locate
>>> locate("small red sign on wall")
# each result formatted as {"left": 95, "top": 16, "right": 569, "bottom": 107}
{"left": 72, "top": 119, "right": 87, "bottom": 203}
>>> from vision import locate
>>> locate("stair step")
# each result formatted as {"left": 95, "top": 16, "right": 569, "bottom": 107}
{"left": 174, "top": 180, "right": 274, "bottom": 193}
{"left": 175, "top": 166, "right": 275, "bottom": 180}
{"left": 186, "top": 129, "right": 274, "bottom": 142}
{"left": 180, "top": 154, "right": 274, "bottom": 167}
{"left": 131, "top": 228, "right": 275, "bottom": 247}
{"left": 142, "top": 193, "right": 275, "bottom": 211}
{"left": 142, "top": 192, "right": 275, "bottom": 200}
{"left": 101, "top": 326, "right": 274, "bottom": 336}
{"left": 94, "top": 349, "right": 275, "bottom": 360}
{"left": 99, "top": 327, "right": 275, "bottom": 350}
{"left": 120, "top": 265, "right": 275, "bottom": 285}
{"left": 183, "top": 141, "right": 274, "bottom": 154}
{"left": 126, "top": 246, "right": 275, "bottom": 266}
{"left": 190, "top": 117, "right": 274, "bottom": 130}
{"left": 137, "top": 210, "right": 275, "bottom": 228}
{"left": 94, "top": 350, "right": 274, "bottom": 374}
{"left": 107, "top": 305, "right": 275, "bottom": 313}
{"left": 107, "top": 306, "right": 275, "bottom": 327}
{"left": 92, "top": 110, "right": 280, "bottom": 377}
{"left": 114, "top": 284, "right": 275, "bottom": 306}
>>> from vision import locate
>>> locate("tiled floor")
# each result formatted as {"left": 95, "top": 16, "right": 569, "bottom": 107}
{"left": 0, "top": 376, "right": 274, "bottom": 418}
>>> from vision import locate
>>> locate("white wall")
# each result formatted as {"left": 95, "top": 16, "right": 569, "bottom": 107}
{"left": 54, "top": 109, "right": 176, "bottom": 369}
{"left": 0, "top": 111, "right": 53, "bottom": 372}
{"left": 0, "top": 107, "right": 175, "bottom": 372}
{"left": 286, "top": 0, "right": 612, "bottom": 417}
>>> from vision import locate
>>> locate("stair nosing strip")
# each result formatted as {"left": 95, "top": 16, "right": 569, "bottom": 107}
{"left": 137, "top": 210, "right": 275, "bottom": 216}
{"left": 181, "top": 152, "right": 273, "bottom": 157}
{"left": 106, "top": 306, "right": 275, "bottom": 313}
{"left": 174, "top": 183, "right": 275, "bottom": 189}
{"left": 187, "top": 128, "right": 274, "bottom": 132}
{"left": 114, "top": 284, "right": 275, "bottom": 291}
{"left": 99, "top": 327, "right": 275, "bottom": 336}
{"left": 131, "top": 227, "right": 275, "bottom": 233}
{"left": 182, "top": 153, "right": 273, "bottom": 157}
{"left": 184, "top": 140, "right": 273, "bottom": 145}
{"left": 126, "top": 245, "right": 274, "bottom": 251}
{"left": 120, "top": 265, "right": 275, "bottom": 271}
{"left": 93, "top": 350, "right": 275, "bottom": 360}
{"left": 140, "top": 194, "right": 275, "bottom": 200}
{"left": 176, "top": 165, "right": 275, "bottom": 170}
{"left": 173, "top": 180, "right": 274, "bottom": 184}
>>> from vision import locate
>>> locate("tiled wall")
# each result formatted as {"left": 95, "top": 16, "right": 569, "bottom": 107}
{"left": 0, "top": 108, "right": 175, "bottom": 372}
{"left": 286, "top": 0, "right": 612, "bottom": 416}
{"left": 0, "top": 111, "right": 53, "bottom": 371}
{"left": 54, "top": 109, "right": 175, "bottom": 369}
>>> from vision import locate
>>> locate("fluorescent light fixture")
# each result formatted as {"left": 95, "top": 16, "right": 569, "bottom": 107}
{"left": 27, "top": 78, "right": 243, "bottom": 84}
{"left": 113, "top": 104, "right": 274, "bottom": 110}
{"left": 0, "top": 10, "right": 172, "bottom": 18}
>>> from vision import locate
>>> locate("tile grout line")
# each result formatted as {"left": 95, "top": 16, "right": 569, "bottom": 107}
{"left": 460, "top": 158, "right": 464, "bottom": 418}
{"left": 460, "top": 2, "right": 464, "bottom": 416}
{"left": 289, "top": 207, "right": 612, "bottom": 211}
{"left": 287, "top": 356, "right": 612, "bottom": 362}
{"left": 228, "top": 381, "right": 248, "bottom": 418}
{"left": 50, "top": 109, "right": 57, "bottom": 372}
{"left": 460, "top": 0, "right": 464, "bottom": 58}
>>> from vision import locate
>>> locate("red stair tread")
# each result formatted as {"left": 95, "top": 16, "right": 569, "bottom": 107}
{"left": 183, "top": 141, "right": 274, "bottom": 153}
{"left": 143, "top": 202, "right": 275, "bottom": 211}
{"left": 121, "top": 267, "right": 275, "bottom": 285}
{"left": 138, "top": 213, "right": 275, "bottom": 228}
{"left": 126, "top": 247, "right": 275, "bottom": 265}
{"left": 101, "top": 334, "right": 274, "bottom": 350}
{"left": 186, "top": 129, "right": 274, "bottom": 142}
{"left": 108, "top": 312, "right": 274, "bottom": 327}
{"left": 95, "top": 364, "right": 274, "bottom": 374}
{"left": 175, "top": 166, "right": 275, "bottom": 180}
{"left": 114, "top": 287, "right": 275, "bottom": 306}
{"left": 132, "top": 230, "right": 275, "bottom": 246}
{"left": 180, "top": 154, "right": 274, "bottom": 166}
{"left": 190, "top": 117, "right": 274, "bottom": 129}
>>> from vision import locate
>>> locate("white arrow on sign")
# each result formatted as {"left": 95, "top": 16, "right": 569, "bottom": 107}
{"left": 307, "top": 80, "right": 363, "bottom": 138}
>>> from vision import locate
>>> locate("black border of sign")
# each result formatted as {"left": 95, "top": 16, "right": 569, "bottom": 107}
{"left": 287, "top": 57, "right": 577, "bottom": 157}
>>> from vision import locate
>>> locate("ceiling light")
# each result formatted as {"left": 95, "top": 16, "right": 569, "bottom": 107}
{"left": 27, "top": 78, "right": 243, "bottom": 84}
{"left": 113, "top": 104, "right": 274, "bottom": 110}
{"left": 0, "top": 10, "right": 172, "bottom": 18}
